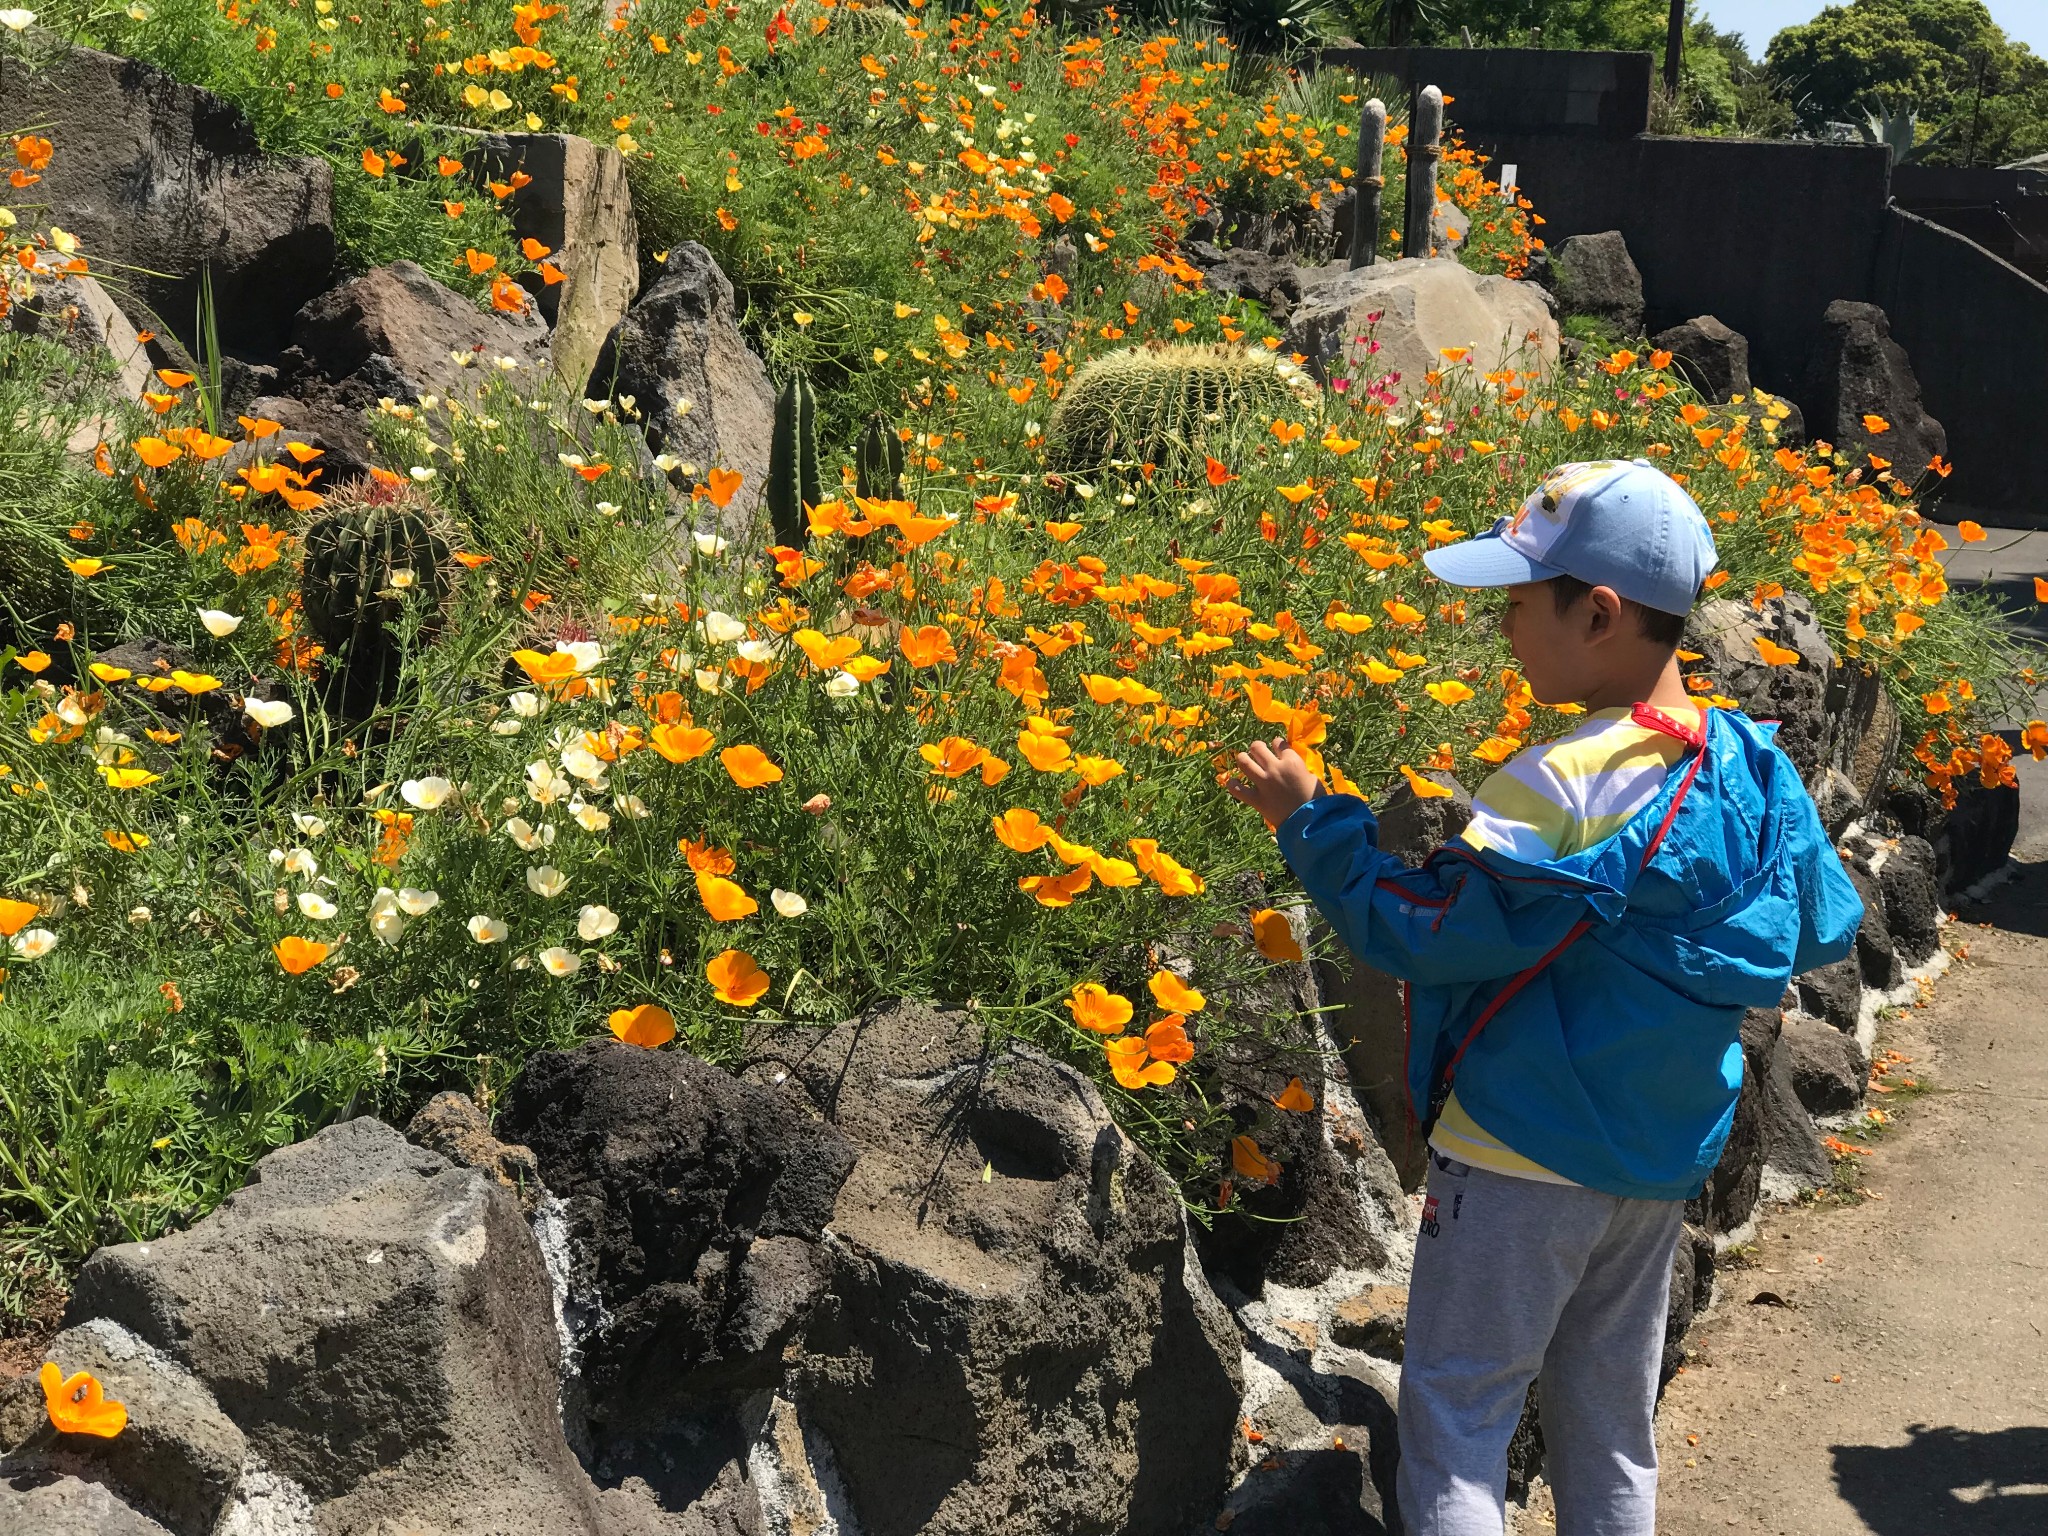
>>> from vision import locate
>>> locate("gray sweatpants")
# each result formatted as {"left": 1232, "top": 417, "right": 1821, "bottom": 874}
{"left": 1396, "top": 1153, "right": 1683, "bottom": 1536}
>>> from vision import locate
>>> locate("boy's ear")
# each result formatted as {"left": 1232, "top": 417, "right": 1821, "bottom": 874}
{"left": 1584, "top": 584, "right": 1626, "bottom": 640}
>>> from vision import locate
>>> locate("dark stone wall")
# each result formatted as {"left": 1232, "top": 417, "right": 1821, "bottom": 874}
{"left": 1483, "top": 132, "right": 1893, "bottom": 396}
{"left": 1874, "top": 208, "right": 2048, "bottom": 515}
{"left": 1316, "top": 46, "right": 1652, "bottom": 138}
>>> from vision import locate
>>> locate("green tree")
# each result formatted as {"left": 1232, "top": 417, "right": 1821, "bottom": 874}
{"left": 1765, "top": 0, "right": 2047, "bottom": 164}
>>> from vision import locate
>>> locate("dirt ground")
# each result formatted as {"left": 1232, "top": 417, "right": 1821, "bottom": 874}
{"left": 1558, "top": 846, "right": 2048, "bottom": 1536}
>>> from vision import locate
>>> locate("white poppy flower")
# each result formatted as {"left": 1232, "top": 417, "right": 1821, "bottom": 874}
{"left": 770, "top": 889, "right": 809, "bottom": 919}
{"left": 823, "top": 671, "right": 861, "bottom": 698}
{"left": 509, "top": 691, "right": 545, "bottom": 718}
{"left": 283, "top": 848, "right": 318, "bottom": 877}
{"left": 559, "top": 746, "right": 607, "bottom": 784}
{"left": 577, "top": 903, "right": 620, "bottom": 941}
{"left": 505, "top": 817, "right": 555, "bottom": 851}
{"left": 409, "top": 466, "right": 436, "bottom": 482}
{"left": 401, "top": 776, "right": 454, "bottom": 809}
{"left": 698, "top": 610, "right": 747, "bottom": 645}
{"left": 561, "top": 641, "right": 604, "bottom": 674}
{"left": 526, "top": 865, "right": 568, "bottom": 898}
{"left": 693, "top": 531, "right": 729, "bottom": 557}
{"left": 296, "top": 891, "right": 338, "bottom": 920}
{"left": 198, "top": 608, "right": 243, "bottom": 638}
{"left": 292, "top": 813, "right": 328, "bottom": 838}
{"left": 693, "top": 668, "right": 722, "bottom": 694}
{"left": 10, "top": 928, "right": 56, "bottom": 960}
{"left": 396, "top": 887, "right": 440, "bottom": 916}
{"left": 0, "top": 11, "right": 38, "bottom": 32}
{"left": 490, "top": 719, "right": 523, "bottom": 735}
{"left": 244, "top": 698, "right": 295, "bottom": 728}
{"left": 736, "top": 639, "right": 778, "bottom": 665}
{"left": 614, "top": 793, "right": 651, "bottom": 819}
{"left": 537, "top": 946, "right": 581, "bottom": 977}
{"left": 571, "top": 799, "right": 611, "bottom": 834}
{"left": 369, "top": 889, "right": 407, "bottom": 946}
{"left": 467, "top": 915, "right": 510, "bottom": 945}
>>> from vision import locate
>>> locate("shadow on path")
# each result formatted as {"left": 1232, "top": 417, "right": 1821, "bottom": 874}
{"left": 1831, "top": 1425, "right": 2048, "bottom": 1534}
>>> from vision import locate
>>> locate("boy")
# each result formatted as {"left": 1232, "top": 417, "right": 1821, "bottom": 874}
{"left": 1228, "top": 459, "right": 1862, "bottom": 1536}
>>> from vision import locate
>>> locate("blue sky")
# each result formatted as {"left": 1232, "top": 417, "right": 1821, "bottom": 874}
{"left": 1697, "top": 0, "right": 2048, "bottom": 59}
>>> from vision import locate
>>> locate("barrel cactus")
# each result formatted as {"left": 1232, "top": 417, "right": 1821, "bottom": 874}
{"left": 299, "top": 478, "right": 457, "bottom": 710}
{"left": 1044, "top": 343, "right": 1320, "bottom": 476}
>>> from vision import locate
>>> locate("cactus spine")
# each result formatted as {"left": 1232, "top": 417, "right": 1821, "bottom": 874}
{"left": 1044, "top": 343, "right": 1320, "bottom": 476}
{"left": 766, "top": 374, "right": 822, "bottom": 547}
{"left": 856, "top": 411, "right": 906, "bottom": 501}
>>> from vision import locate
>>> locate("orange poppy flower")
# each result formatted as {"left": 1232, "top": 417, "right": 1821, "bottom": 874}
{"left": 992, "top": 808, "right": 1051, "bottom": 852}
{"left": 794, "top": 628, "right": 862, "bottom": 670}
{"left": 274, "top": 935, "right": 330, "bottom": 974}
{"left": 1016, "top": 730, "right": 1073, "bottom": 773}
{"left": 898, "top": 625, "right": 958, "bottom": 669}
{"left": 1753, "top": 637, "right": 1801, "bottom": 666}
{"left": 1231, "top": 1134, "right": 1281, "bottom": 1185}
{"left": 680, "top": 837, "right": 736, "bottom": 875}
{"left": 649, "top": 722, "right": 715, "bottom": 763}
{"left": 1399, "top": 765, "right": 1454, "bottom": 800}
{"left": 609, "top": 1004, "right": 677, "bottom": 1048}
{"left": 1144, "top": 1015, "right": 1195, "bottom": 1064}
{"left": 1105, "top": 1035, "right": 1174, "bottom": 1089}
{"left": 706, "top": 948, "right": 770, "bottom": 1007}
{"left": 0, "top": 898, "right": 38, "bottom": 937}
{"left": 721, "top": 744, "right": 782, "bottom": 788}
{"left": 1066, "top": 982, "right": 1132, "bottom": 1034}
{"left": 920, "top": 736, "right": 989, "bottom": 778}
{"left": 1271, "top": 1076, "right": 1316, "bottom": 1112}
{"left": 696, "top": 871, "right": 758, "bottom": 921}
{"left": 1045, "top": 521, "right": 1082, "bottom": 542}
{"left": 1148, "top": 970, "right": 1206, "bottom": 1014}
{"left": 1019, "top": 867, "right": 1092, "bottom": 907}
{"left": 39, "top": 1363, "right": 127, "bottom": 1438}
{"left": 704, "top": 467, "right": 744, "bottom": 509}
{"left": 1249, "top": 908, "right": 1304, "bottom": 963}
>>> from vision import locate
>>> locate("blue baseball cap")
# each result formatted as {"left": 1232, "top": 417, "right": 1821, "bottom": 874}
{"left": 1421, "top": 459, "right": 1718, "bottom": 615}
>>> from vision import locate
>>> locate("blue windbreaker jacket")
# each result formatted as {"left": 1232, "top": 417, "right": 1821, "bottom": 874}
{"left": 1277, "top": 705, "right": 1863, "bottom": 1200}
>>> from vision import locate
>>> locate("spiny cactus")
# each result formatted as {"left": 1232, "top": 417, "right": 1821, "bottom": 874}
{"left": 766, "top": 374, "right": 822, "bottom": 547}
{"left": 856, "top": 411, "right": 906, "bottom": 501}
{"left": 1044, "top": 343, "right": 1320, "bottom": 476}
{"left": 299, "top": 477, "right": 456, "bottom": 711}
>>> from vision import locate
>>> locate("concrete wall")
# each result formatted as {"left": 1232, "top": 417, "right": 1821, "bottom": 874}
{"left": 1876, "top": 209, "right": 2048, "bottom": 516}
{"left": 1891, "top": 164, "right": 2048, "bottom": 282}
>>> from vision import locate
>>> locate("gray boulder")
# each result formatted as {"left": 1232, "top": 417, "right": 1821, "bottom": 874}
{"left": 1794, "top": 951, "right": 1863, "bottom": 1034}
{"left": 1691, "top": 1005, "right": 1778, "bottom": 1236}
{"left": 1781, "top": 1011, "right": 1866, "bottom": 1116}
{"left": 1843, "top": 860, "right": 1901, "bottom": 991}
{"left": 1286, "top": 257, "right": 1558, "bottom": 406}
{"left": 587, "top": 243, "right": 776, "bottom": 534}
{"left": 1879, "top": 834, "right": 1942, "bottom": 962}
{"left": 3, "top": 273, "right": 153, "bottom": 403}
{"left": 1552, "top": 230, "right": 1644, "bottom": 338}
{"left": 749, "top": 1001, "right": 1243, "bottom": 1536}
{"left": 1198, "top": 246, "right": 1306, "bottom": 322}
{"left": 1802, "top": 299, "right": 1946, "bottom": 475}
{"left": 462, "top": 133, "right": 641, "bottom": 393}
{"left": 1328, "top": 1285, "right": 1408, "bottom": 1360}
{"left": 286, "top": 258, "right": 548, "bottom": 402}
{"left": 0, "top": 38, "right": 332, "bottom": 355}
{"left": 406, "top": 1089, "right": 543, "bottom": 1215}
{"left": 1650, "top": 314, "right": 1749, "bottom": 402}
{"left": 1762, "top": 1021, "right": 1832, "bottom": 1195}
{"left": 65, "top": 1117, "right": 617, "bottom": 1536}
{"left": 0, "top": 1318, "right": 250, "bottom": 1536}
{"left": 498, "top": 1040, "right": 855, "bottom": 1425}
{"left": 1683, "top": 593, "right": 1899, "bottom": 824}
{"left": 1662, "top": 1223, "right": 1716, "bottom": 1384}
{"left": 1222, "top": 1361, "right": 1397, "bottom": 1535}
{"left": 0, "top": 1475, "right": 173, "bottom": 1535}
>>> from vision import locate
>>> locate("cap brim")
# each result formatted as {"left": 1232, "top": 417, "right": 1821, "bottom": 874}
{"left": 1422, "top": 534, "right": 1563, "bottom": 590}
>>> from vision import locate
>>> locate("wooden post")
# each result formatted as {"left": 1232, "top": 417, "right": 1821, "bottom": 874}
{"left": 1349, "top": 98, "right": 1387, "bottom": 271}
{"left": 1403, "top": 84, "right": 1442, "bottom": 261}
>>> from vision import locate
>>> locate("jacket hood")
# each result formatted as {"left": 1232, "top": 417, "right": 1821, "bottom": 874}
{"left": 1437, "top": 707, "right": 1820, "bottom": 1011}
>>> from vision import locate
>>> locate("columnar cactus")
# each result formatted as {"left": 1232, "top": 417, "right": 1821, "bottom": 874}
{"left": 1044, "top": 342, "right": 1320, "bottom": 476}
{"left": 766, "top": 374, "right": 822, "bottom": 547}
{"left": 856, "top": 411, "right": 906, "bottom": 501}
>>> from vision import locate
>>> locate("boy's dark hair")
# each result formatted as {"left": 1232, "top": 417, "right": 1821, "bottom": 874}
{"left": 1549, "top": 574, "right": 1691, "bottom": 649}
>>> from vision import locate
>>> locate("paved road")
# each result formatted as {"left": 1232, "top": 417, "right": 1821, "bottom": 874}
{"left": 1647, "top": 821, "right": 2048, "bottom": 1533}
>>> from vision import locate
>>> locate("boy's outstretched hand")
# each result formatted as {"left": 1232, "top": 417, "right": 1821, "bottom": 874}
{"left": 1227, "top": 737, "right": 1321, "bottom": 829}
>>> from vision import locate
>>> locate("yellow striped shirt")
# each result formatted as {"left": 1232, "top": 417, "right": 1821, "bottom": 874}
{"left": 1430, "top": 702, "right": 1704, "bottom": 1182}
